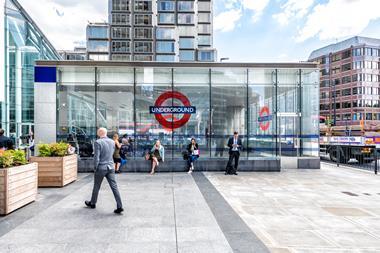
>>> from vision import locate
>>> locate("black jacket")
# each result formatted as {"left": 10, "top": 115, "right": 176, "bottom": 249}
{"left": 0, "top": 135, "right": 14, "bottom": 150}
{"left": 187, "top": 143, "right": 199, "bottom": 156}
{"left": 227, "top": 137, "right": 242, "bottom": 153}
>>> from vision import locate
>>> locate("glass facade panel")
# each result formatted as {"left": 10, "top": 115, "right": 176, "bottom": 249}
{"left": 211, "top": 69, "right": 247, "bottom": 158}
{"left": 156, "top": 41, "right": 175, "bottom": 53}
{"left": 248, "top": 69, "right": 276, "bottom": 158}
{"left": 158, "top": 13, "right": 175, "bottom": 24}
{"left": 57, "top": 67, "right": 96, "bottom": 157}
{"left": 135, "top": 68, "right": 172, "bottom": 158}
{"left": 173, "top": 68, "right": 210, "bottom": 158}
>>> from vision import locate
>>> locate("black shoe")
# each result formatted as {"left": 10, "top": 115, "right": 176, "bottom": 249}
{"left": 233, "top": 172, "right": 238, "bottom": 175}
{"left": 115, "top": 170, "right": 121, "bottom": 174}
{"left": 85, "top": 201, "right": 96, "bottom": 209}
{"left": 114, "top": 208, "right": 124, "bottom": 214}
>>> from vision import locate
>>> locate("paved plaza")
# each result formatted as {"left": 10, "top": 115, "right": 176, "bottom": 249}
{"left": 1, "top": 163, "right": 380, "bottom": 253}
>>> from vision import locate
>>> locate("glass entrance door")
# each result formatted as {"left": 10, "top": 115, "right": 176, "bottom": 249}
{"left": 278, "top": 113, "right": 300, "bottom": 169}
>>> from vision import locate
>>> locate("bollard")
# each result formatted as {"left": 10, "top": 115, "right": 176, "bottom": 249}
{"left": 375, "top": 147, "right": 378, "bottom": 175}
{"left": 336, "top": 146, "right": 340, "bottom": 167}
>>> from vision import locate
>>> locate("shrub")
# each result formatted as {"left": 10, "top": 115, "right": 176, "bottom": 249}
{"left": 0, "top": 149, "right": 27, "bottom": 168}
{"left": 37, "top": 142, "right": 69, "bottom": 157}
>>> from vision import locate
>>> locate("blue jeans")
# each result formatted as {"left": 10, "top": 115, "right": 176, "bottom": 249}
{"left": 188, "top": 155, "right": 199, "bottom": 169}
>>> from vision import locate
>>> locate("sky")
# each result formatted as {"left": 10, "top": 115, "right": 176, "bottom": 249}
{"left": 18, "top": 0, "right": 380, "bottom": 62}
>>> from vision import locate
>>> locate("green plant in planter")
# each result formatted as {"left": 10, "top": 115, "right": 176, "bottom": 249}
{"left": 38, "top": 142, "right": 69, "bottom": 157}
{"left": 38, "top": 143, "right": 52, "bottom": 157}
{"left": 0, "top": 150, "right": 14, "bottom": 168}
{"left": 0, "top": 149, "right": 27, "bottom": 168}
{"left": 12, "top": 150, "right": 27, "bottom": 166}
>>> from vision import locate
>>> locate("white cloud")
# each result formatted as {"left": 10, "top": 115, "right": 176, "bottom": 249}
{"left": 214, "top": 0, "right": 270, "bottom": 32}
{"left": 242, "top": 0, "right": 270, "bottom": 22}
{"left": 214, "top": 9, "right": 242, "bottom": 32}
{"left": 273, "top": 0, "right": 314, "bottom": 26}
{"left": 296, "top": 0, "right": 380, "bottom": 42}
{"left": 18, "top": 0, "right": 107, "bottom": 50}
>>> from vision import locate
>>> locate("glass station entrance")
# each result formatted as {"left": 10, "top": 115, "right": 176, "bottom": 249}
{"left": 34, "top": 61, "right": 320, "bottom": 171}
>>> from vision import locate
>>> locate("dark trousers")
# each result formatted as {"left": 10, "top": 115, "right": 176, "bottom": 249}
{"left": 226, "top": 151, "right": 240, "bottom": 174}
{"left": 91, "top": 166, "right": 123, "bottom": 209}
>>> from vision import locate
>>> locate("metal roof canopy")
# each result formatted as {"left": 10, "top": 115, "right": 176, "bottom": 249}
{"left": 35, "top": 60, "right": 318, "bottom": 69}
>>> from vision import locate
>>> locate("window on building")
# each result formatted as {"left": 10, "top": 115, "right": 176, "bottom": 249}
{"left": 320, "top": 104, "right": 330, "bottom": 110}
{"left": 342, "top": 50, "right": 351, "bottom": 59}
{"left": 112, "top": 14, "right": 130, "bottom": 25}
{"left": 352, "top": 101, "right": 358, "bottom": 107}
{"left": 332, "top": 54, "right": 341, "bottom": 62}
{"left": 156, "top": 55, "right": 175, "bottom": 62}
{"left": 341, "top": 63, "right": 351, "bottom": 72}
{"left": 321, "top": 92, "right": 329, "bottom": 99}
{"left": 178, "top": 1, "right": 194, "bottom": 11}
{"left": 88, "top": 54, "right": 109, "bottom": 61}
{"left": 87, "top": 41, "right": 109, "bottom": 52}
{"left": 87, "top": 26, "right": 108, "bottom": 39}
{"left": 320, "top": 80, "right": 330, "bottom": 87}
{"left": 111, "top": 54, "right": 131, "bottom": 61}
{"left": 342, "top": 102, "right": 351, "bottom": 108}
{"left": 332, "top": 67, "right": 340, "bottom": 74}
{"left": 112, "top": 41, "right": 130, "bottom": 52}
{"left": 156, "top": 27, "right": 175, "bottom": 39}
{"left": 353, "top": 87, "right": 358, "bottom": 95}
{"left": 134, "top": 42, "right": 152, "bottom": 53}
{"left": 198, "top": 50, "right": 214, "bottom": 62}
{"left": 342, "top": 88, "right": 351, "bottom": 96}
{"left": 198, "top": 35, "right": 211, "bottom": 46}
{"left": 331, "top": 90, "right": 340, "bottom": 98}
{"left": 158, "top": 1, "right": 175, "bottom": 11}
{"left": 198, "top": 13, "right": 211, "bottom": 23}
{"left": 321, "top": 69, "right": 329, "bottom": 76}
{"left": 112, "top": 0, "right": 129, "bottom": 11}
{"left": 134, "top": 0, "right": 152, "bottom": 12}
{"left": 352, "top": 74, "right": 358, "bottom": 82}
{"left": 198, "top": 1, "right": 211, "bottom": 12}
{"left": 156, "top": 41, "right": 175, "bottom": 53}
{"left": 178, "top": 14, "right": 194, "bottom": 24}
{"left": 179, "top": 50, "right": 195, "bottom": 61}
{"left": 342, "top": 76, "right": 351, "bottom": 84}
{"left": 134, "top": 54, "right": 153, "bottom": 61}
{"left": 134, "top": 14, "right": 152, "bottom": 25}
{"left": 111, "top": 27, "right": 130, "bottom": 39}
{"left": 158, "top": 13, "right": 175, "bottom": 24}
{"left": 335, "top": 103, "right": 341, "bottom": 109}
{"left": 134, "top": 28, "right": 152, "bottom": 39}
{"left": 179, "top": 38, "right": 194, "bottom": 49}
{"left": 353, "top": 48, "right": 364, "bottom": 56}
{"left": 334, "top": 79, "right": 340, "bottom": 85}
{"left": 198, "top": 24, "right": 211, "bottom": 34}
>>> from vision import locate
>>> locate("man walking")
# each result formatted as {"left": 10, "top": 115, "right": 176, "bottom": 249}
{"left": 0, "top": 129, "right": 14, "bottom": 150}
{"left": 225, "top": 131, "right": 242, "bottom": 175}
{"left": 85, "top": 128, "right": 124, "bottom": 214}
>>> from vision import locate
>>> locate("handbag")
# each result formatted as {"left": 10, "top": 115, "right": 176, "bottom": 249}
{"left": 193, "top": 149, "right": 200, "bottom": 156}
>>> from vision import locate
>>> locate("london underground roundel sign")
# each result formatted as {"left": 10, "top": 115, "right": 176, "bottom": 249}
{"left": 258, "top": 106, "right": 272, "bottom": 131}
{"left": 150, "top": 91, "right": 196, "bottom": 129}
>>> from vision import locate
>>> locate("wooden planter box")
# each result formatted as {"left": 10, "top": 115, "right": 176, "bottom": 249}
{"left": 0, "top": 163, "right": 38, "bottom": 215}
{"left": 30, "top": 154, "right": 78, "bottom": 187}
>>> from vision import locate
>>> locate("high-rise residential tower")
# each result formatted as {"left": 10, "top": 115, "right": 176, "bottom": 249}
{"left": 309, "top": 36, "right": 380, "bottom": 128}
{"left": 109, "top": 0, "right": 217, "bottom": 62}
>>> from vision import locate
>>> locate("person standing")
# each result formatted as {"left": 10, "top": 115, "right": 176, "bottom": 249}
{"left": 0, "top": 129, "right": 14, "bottom": 150}
{"left": 85, "top": 128, "right": 123, "bottom": 214}
{"left": 225, "top": 131, "right": 242, "bottom": 175}
{"left": 113, "top": 134, "right": 122, "bottom": 173}
{"left": 150, "top": 140, "right": 165, "bottom": 175}
{"left": 187, "top": 138, "right": 199, "bottom": 174}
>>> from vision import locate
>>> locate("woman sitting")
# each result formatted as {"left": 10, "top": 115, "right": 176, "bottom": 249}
{"left": 187, "top": 138, "right": 199, "bottom": 174}
{"left": 150, "top": 140, "right": 165, "bottom": 175}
